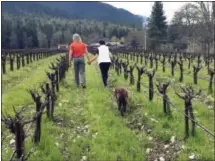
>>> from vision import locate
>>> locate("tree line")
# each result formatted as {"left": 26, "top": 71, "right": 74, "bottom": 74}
{"left": 2, "top": 13, "right": 131, "bottom": 49}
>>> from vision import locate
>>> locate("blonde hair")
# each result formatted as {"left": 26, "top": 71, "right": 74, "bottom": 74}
{"left": 73, "top": 33, "right": 82, "bottom": 42}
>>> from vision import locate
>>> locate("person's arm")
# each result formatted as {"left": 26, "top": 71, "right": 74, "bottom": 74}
{"left": 109, "top": 51, "right": 113, "bottom": 58}
{"left": 89, "top": 48, "right": 99, "bottom": 64}
{"left": 69, "top": 46, "right": 73, "bottom": 66}
{"left": 89, "top": 54, "right": 98, "bottom": 64}
{"left": 85, "top": 47, "right": 90, "bottom": 62}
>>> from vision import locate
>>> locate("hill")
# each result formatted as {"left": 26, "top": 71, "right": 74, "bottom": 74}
{"left": 2, "top": 1, "right": 145, "bottom": 28}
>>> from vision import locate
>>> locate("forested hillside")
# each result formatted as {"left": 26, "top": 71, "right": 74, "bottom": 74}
{"left": 2, "top": 2, "right": 144, "bottom": 28}
{"left": 2, "top": 1, "right": 143, "bottom": 49}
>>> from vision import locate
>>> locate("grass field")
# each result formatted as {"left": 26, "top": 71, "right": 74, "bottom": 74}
{"left": 1, "top": 54, "right": 214, "bottom": 161}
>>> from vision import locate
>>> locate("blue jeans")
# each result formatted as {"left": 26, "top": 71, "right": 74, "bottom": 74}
{"left": 73, "top": 57, "right": 86, "bottom": 87}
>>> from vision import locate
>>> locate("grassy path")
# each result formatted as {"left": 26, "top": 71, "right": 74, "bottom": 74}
{"left": 56, "top": 63, "right": 147, "bottom": 161}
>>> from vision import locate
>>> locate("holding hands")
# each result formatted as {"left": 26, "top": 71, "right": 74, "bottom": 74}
{"left": 88, "top": 54, "right": 98, "bottom": 65}
{"left": 87, "top": 60, "right": 91, "bottom": 65}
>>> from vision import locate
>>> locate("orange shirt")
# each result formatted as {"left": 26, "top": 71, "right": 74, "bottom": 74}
{"left": 70, "top": 42, "right": 87, "bottom": 58}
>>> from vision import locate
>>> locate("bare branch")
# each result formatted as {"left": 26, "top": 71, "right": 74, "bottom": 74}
{"left": 175, "top": 91, "right": 185, "bottom": 99}
{"left": 9, "top": 150, "right": 16, "bottom": 161}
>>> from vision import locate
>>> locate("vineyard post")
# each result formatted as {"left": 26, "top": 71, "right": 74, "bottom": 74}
{"left": 33, "top": 53, "right": 36, "bottom": 61}
{"left": 9, "top": 54, "right": 14, "bottom": 71}
{"left": 128, "top": 65, "right": 135, "bottom": 85}
{"left": 178, "top": 57, "right": 184, "bottom": 82}
{"left": 15, "top": 121, "right": 25, "bottom": 161}
{"left": 37, "top": 53, "right": 39, "bottom": 60}
{"left": 136, "top": 66, "right": 145, "bottom": 92}
{"left": 171, "top": 59, "right": 176, "bottom": 76}
{"left": 119, "top": 60, "right": 122, "bottom": 75}
{"left": 49, "top": 73, "right": 57, "bottom": 119}
{"left": 149, "top": 54, "right": 153, "bottom": 68}
{"left": 21, "top": 55, "right": 25, "bottom": 67}
{"left": 17, "top": 54, "right": 21, "bottom": 69}
{"left": 155, "top": 55, "right": 158, "bottom": 70}
{"left": 188, "top": 55, "right": 191, "bottom": 69}
{"left": 176, "top": 86, "right": 201, "bottom": 138}
{"left": 30, "top": 53, "right": 33, "bottom": 63}
{"left": 144, "top": 54, "right": 148, "bottom": 66}
{"left": 168, "top": 53, "right": 171, "bottom": 63}
{"left": 146, "top": 69, "right": 156, "bottom": 101}
{"left": 208, "top": 68, "right": 215, "bottom": 94}
{"left": 2, "top": 107, "right": 36, "bottom": 161}
{"left": 55, "top": 69, "right": 59, "bottom": 92}
{"left": 140, "top": 55, "right": 143, "bottom": 64}
{"left": 26, "top": 53, "right": 30, "bottom": 64}
{"left": 28, "top": 90, "right": 43, "bottom": 143}
{"left": 122, "top": 61, "right": 129, "bottom": 81}
{"left": 156, "top": 81, "right": 170, "bottom": 115}
{"left": 193, "top": 64, "right": 202, "bottom": 85}
{"left": 115, "top": 59, "right": 120, "bottom": 76}
{"left": 2, "top": 54, "right": 6, "bottom": 74}
{"left": 160, "top": 54, "right": 166, "bottom": 72}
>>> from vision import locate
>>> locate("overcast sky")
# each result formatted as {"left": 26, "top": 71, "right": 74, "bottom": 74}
{"left": 103, "top": 2, "right": 189, "bottom": 23}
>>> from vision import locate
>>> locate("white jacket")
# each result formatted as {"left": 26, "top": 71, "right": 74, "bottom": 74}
{"left": 97, "top": 45, "right": 112, "bottom": 64}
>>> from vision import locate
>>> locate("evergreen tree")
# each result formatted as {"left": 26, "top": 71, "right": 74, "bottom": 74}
{"left": 10, "top": 30, "right": 18, "bottom": 49}
{"left": 25, "top": 19, "right": 39, "bottom": 48}
{"left": 41, "top": 23, "right": 53, "bottom": 48}
{"left": 15, "top": 19, "right": 25, "bottom": 49}
{"left": 148, "top": 2, "right": 167, "bottom": 51}
{"left": 2, "top": 17, "right": 12, "bottom": 49}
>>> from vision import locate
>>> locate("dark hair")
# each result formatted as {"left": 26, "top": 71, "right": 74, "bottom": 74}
{"left": 99, "top": 40, "right": 105, "bottom": 45}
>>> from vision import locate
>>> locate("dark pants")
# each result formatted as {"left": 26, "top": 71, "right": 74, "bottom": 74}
{"left": 99, "top": 62, "right": 111, "bottom": 87}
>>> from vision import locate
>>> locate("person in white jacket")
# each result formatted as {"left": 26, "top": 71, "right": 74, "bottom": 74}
{"left": 88, "top": 40, "right": 112, "bottom": 87}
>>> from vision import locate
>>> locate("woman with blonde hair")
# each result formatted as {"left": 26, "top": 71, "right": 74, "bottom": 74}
{"left": 69, "top": 33, "right": 90, "bottom": 88}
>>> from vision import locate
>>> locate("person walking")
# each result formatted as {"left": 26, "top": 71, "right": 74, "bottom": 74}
{"left": 88, "top": 40, "right": 112, "bottom": 87}
{"left": 69, "top": 33, "right": 90, "bottom": 88}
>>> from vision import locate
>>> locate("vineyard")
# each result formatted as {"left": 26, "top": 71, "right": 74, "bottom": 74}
{"left": 1, "top": 48, "right": 214, "bottom": 161}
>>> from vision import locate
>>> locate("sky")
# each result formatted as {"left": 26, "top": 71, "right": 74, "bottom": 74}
{"left": 103, "top": 2, "right": 189, "bottom": 23}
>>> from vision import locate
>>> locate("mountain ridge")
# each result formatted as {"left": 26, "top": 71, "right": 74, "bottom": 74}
{"left": 2, "top": 1, "right": 146, "bottom": 28}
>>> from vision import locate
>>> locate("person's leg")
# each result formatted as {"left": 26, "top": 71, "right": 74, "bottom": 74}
{"left": 99, "top": 63, "right": 106, "bottom": 86}
{"left": 73, "top": 58, "right": 80, "bottom": 87}
{"left": 104, "top": 63, "right": 111, "bottom": 86}
{"left": 79, "top": 57, "right": 86, "bottom": 88}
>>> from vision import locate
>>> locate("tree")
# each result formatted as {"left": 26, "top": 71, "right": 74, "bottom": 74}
{"left": 148, "top": 2, "right": 167, "bottom": 51}
{"left": 15, "top": 19, "right": 25, "bottom": 49}
{"left": 125, "top": 30, "right": 145, "bottom": 46}
{"left": 41, "top": 23, "right": 53, "bottom": 48}
{"left": 169, "top": 2, "right": 213, "bottom": 54}
{"left": 37, "top": 31, "right": 48, "bottom": 48}
{"left": 10, "top": 30, "right": 18, "bottom": 49}
{"left": 2, "top": 17, "right": 12, "bottom": 49}
{"left": 213, "top": 2, "right": 215, "bottom": 53}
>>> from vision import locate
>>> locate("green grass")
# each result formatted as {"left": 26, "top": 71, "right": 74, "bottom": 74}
{"left": 2, "top": 54, "right": 214, "bottom": 161}
{"left": 113, "top": 55, "right": 214, "bottom": 160}
{"left": 2, "top": 56, "right": 149, "bottom": 161}
{"left": 2, "top": 54, "right": 64, "bottom": 114}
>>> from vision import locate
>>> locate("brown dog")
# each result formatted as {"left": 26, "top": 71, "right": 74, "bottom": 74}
{"left": 114, "top": 88, "right": 128, "bottom": 116}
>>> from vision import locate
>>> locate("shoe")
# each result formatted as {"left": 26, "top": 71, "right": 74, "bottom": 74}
{"left": 82, "top": 85, "right": 86, "bottom": 89}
